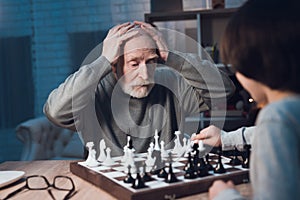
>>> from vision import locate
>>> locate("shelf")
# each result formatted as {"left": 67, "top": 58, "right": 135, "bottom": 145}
{"left": 145, "top": 8, "right": 237, "bottom": 57}
{"left": 145, "top": 8, "right": 237, "bottom": 23}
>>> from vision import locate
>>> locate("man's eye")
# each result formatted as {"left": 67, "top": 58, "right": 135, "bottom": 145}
{"left": 130, "top": 62, "right": 138, "bottom": 67}
{"left": 146, "top": 58, "right": 158, "bottom": 64}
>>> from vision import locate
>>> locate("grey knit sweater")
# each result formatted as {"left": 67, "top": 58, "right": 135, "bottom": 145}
{"left": 44, "top": 51, "right": 235, "bottom": 155}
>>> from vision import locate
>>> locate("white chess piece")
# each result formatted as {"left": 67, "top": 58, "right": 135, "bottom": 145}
{"left": 102, "top": 147, "right": 115, "bottom": 166}
{"left": 154, "top": 129, "right": 160, "bottom": 151}
{"left": 148, "top": 142, "right": 154, "bottom": 152}
{"left": 198, "top": 140, "right": 206, "bottom": 152}
{"left": 145, "top": 146, "right": 155, "bottom": 167}
{"left": 124, "top": 148, "right": 135, "bottom": 168}
{"left": 82, "top": 142, "right": 99, "bottom": 167}
{"left": 172, "top": 131, "right": 183, "bottom": 156}
{"left": 126, "top": 135, "right": 131, "bottom": 147}
{"left": 178, "top": 137, "right": 188, "bottom": 157}
{"left": 121, "top": 146, "right": 129, "bottom": 163}
{"left": 86, "top": 149, "right": 100, "bottom": 167}
{"left": 97, "top": 139, "right": 106, "bottom": 162}
{"left": 84, "top": 142, "right": 95, "bottom": 164}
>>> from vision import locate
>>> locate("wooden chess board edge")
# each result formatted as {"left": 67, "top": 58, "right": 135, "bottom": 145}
{"left": 70, "top": 162, "right": 133, "bottom": 200}
{"left": 70, "top": 162, "right": 249, "bottom": 200}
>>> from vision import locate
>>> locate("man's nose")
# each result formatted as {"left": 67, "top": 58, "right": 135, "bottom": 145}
{"left": 139, "top": 63, "right": 150, "bottom": 80}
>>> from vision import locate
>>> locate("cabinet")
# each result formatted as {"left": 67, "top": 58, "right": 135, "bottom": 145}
{"left": 145, "top": 8, "right": 255, "bottom": 131}
{"left": 145, "top": 8, "right": 237, "bottom": 62}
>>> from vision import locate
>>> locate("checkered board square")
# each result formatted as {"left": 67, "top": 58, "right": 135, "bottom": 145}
{"left": 70, "top": 153, "right": 249, "bottom": 200}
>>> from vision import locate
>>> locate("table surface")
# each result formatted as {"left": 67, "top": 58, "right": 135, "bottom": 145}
{"left": 0, "top": 160, "right": 252, "bottom": 200}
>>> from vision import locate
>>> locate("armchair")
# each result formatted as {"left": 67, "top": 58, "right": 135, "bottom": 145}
{"left": 16, "top": 116, "right": 84, "bottom": 160}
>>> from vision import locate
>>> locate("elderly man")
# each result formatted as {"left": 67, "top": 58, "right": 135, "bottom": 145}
{"left": 44, "top": 21, "right": 235, "bottom": 156}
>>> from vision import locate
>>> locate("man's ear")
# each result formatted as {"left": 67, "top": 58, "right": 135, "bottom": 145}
{"left": 111, "top": 64, "right": 118, "bottom": 79}
{"left": 156, "top": 49, "right": 166, "bottom": 64}
{"left": 112, "top": 64, "right": 117, "bottom": 74}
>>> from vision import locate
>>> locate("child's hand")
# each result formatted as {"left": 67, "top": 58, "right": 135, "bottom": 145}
{"left": 191, "top": 125, "right": 222, "bottom": 147}
{"left": 209, "top": 180, "right": 235, "bottom": 200}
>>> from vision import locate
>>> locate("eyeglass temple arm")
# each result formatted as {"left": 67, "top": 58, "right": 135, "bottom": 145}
{"left": 47, "top": 189, "right": 56, "bottom": 200}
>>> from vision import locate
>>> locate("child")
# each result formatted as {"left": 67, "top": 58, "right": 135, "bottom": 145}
{"left": 206, "top": 0, "right": 300, "bottom": 199}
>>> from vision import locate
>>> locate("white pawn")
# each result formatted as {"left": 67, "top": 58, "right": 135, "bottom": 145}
{"left": 97, "top": 139, "right": 106, "bottom": 162}
{"left": 145, "top": 146, "right": 155, "bottom": 167}
{"left": 121, "top": 146, "right": 129, "bottom": 163}
{"left": 102, "top": 148, "right": 115, "bottom": 166}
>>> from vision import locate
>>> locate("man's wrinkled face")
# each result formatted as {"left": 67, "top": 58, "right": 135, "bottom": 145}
{"left": 117, "top": 34, "right": 159, "bottom": 98}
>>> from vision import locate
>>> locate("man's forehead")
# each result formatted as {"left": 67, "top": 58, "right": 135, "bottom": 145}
{"left": 123, "top": 34, "right": 157, "bottom": 54}
{"left": 125, "top": 48, "right": 157, "bottom": 60}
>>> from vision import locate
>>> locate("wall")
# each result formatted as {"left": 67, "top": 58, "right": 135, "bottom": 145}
{"left": 0, "top": 0, "right": 245, "bottom": 162}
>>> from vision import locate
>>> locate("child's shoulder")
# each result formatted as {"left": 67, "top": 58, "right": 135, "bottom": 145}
{"left": 255, "top": 96, "right": 300, "bottom": 135}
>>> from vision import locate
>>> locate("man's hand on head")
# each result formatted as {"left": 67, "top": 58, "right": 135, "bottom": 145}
{"left": 101, "top": 22, "right": 138, "bottom": 65}
{"left": 134, "top": 21, "right": 169, "bottom": 61}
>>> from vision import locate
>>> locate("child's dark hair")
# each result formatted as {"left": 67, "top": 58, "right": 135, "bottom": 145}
{"left": 221, "top": 0, "right": 300, "bottom": 93}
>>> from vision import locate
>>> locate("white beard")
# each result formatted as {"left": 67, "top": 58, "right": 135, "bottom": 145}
{"left": 121, "top": 83, "right": 154, "bottom": 98}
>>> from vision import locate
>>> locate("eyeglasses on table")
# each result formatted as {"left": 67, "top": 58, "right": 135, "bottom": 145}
{"left": 3, "top": 175, "right": 76, "bottom": 200}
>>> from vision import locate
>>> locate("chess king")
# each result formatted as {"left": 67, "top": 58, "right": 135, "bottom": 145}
{"left": 44, "top": 21, "right": 235, "bottom": 156}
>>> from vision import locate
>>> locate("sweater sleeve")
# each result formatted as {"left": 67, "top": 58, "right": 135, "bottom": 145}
{"left": 220, "top": 126, "right": 255, "bottom": 151}
{"left": 213, "top": 188, "right": 246, "bottom": 200}
{"left": 43, "top": 56, "right": 111, "bottom": 131}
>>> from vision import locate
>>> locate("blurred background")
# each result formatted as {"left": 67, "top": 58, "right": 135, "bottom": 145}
{"left": 0, "top": 0, "right": 247, "bottom": 163}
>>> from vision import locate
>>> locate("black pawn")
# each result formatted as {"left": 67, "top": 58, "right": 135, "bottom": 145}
{"left": 132, "top": 172, "right": 147, "bottom": 189}
{"left": 141, "top": 163, "right": 152, "bottom": 182}
{"left": 229, "top": 147, "right": 242, "bottom": 166}
{"left": 214, "top": 147, "right": 226, "bottom": 174}
{"left": 124, "top": 165, "right": 134, "bottom": 183}
{"left": 165, "top": 163, "right": 179, "bottom": 183}
{"left": 242, "top": 144, "right": 251, "bottom": 168}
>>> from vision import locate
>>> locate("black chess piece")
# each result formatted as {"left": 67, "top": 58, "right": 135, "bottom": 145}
{"left": 184, "top": 152, "right": 197, "bottom": 179}
{"left": 229, "top": 147, "right": 242, "bottom": 166}
{"left": 165, "top": 163, "right": 179, "bottom": 183}
{"left": 214, "top": 146, "right": 226, "bottom": 174}
{"left": 141, "top": 162, "right": 152, "bottom": 182}
{"left": 124, "top": 165, "right": 134, "bottom": 183}
{"left": 205, "top": 154, "right": 213, "bottom": 171}
{"left": 132, "top": 172, "right": 148, "bottom": 189}
{"left": 157, "top": 167, "right": 168, "bottom": 178}
{"left": 192, "top": 142, "right": 199, "bottom": 156}
{"left": 150, "top": 150, "right": 164, "bottom": 175}
{"left": 242, "top": 144, "right": 251, "bottom": 168}
{"left": 196, "top": 157, "right": 210, "bottom": 177}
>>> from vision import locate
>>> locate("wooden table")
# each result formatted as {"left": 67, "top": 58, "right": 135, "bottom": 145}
{"left": 0, "top": 160, "right": 252, "bottom": 200}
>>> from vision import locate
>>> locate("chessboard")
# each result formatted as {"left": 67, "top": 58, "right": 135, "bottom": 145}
{"left": 70, "top": 151, "right": 249, "bottom": 200}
